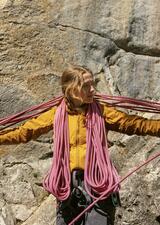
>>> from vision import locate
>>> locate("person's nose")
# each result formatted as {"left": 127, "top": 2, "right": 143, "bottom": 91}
{"left": 90, "top": 85, "right": 95, "bottom": 94}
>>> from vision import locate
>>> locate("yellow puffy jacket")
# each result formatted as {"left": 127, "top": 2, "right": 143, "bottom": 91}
{"left": 0, "top": 104, "right": 159, "bottom": 171}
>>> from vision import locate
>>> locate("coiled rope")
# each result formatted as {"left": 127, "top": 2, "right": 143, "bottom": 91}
{"left": 84, "top": 102, "right": 120, "bottom": 199}
{"left": 43, "top": 100, "right": 120, "bottom": 201}
{"left": 43, "top": 99, "right": 71, "bottom": 200}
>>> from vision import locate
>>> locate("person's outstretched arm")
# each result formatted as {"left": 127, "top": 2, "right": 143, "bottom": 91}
{"left": 0, "top": 107, "right": 56, "bottom": 144}
{"left": 103, "top": 105, "right": 160, "bottom": 136}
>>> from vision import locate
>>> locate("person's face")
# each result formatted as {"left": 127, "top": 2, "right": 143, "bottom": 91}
{"left": 80, "top": 72, "right": 95, "bottom": 104}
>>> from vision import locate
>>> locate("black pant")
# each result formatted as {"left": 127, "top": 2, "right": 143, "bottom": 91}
{"left": 56, "top": 170, "right": 119, "bottom": 225}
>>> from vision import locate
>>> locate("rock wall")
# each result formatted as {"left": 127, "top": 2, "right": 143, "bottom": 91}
{"left": 0, "top": 0, "right": 160, "bottom": 224}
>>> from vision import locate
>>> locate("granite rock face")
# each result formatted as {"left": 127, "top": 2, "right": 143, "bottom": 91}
{"left": 0, "top": 0, "right": 160, "bottom": 225}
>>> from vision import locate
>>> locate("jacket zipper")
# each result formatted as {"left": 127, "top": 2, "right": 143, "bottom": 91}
{"left": 76, "top": 115, "right": 80, "bottom": 168}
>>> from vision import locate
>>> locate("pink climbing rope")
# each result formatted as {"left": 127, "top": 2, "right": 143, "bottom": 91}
{"left": 0, "top": 94, "right": 160, "bottom": 204}
{"left": 0, "top": 95, "right": 63, "bottom": 129}
{"left": 84, "top": 102, "right": 119, "bottom": 199}
{"left": 95, "top": 94, "right": 160, "bottom": 113}
{"left": 43, "top": 100, "right": 120, "bottom": 201}
{"left": 43, "top": 99, "right": 71, "bottom": 201}
{"left": 1, "top": 94, "right": 160, "bottom": 128}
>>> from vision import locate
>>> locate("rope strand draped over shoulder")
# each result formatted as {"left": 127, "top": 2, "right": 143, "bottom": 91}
{"left": 94, "top": 94, "right": 160, "bottom": 113}
{"left": 1, "top": 94, "right": 160, "bottom": 128}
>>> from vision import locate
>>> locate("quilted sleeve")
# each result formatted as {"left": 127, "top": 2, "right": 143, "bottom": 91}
{"left": 103, "top": 105, "right": 160, "bottom": 137}
{"left": 0, "top": 107, "right": 56, "bottom": 144}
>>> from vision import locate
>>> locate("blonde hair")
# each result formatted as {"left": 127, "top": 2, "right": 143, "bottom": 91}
{"left": 61, "top": 65, "right": 93, "bottom": 108}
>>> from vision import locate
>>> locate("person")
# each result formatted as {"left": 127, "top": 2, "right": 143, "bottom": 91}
{"left": 0, "top": 65, "right": 160, "bottom": 225}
